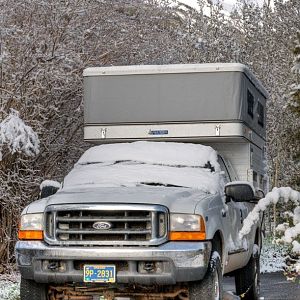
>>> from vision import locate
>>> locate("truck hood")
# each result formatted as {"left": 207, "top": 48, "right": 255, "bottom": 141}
{"left": 26, "top": 186, "right": 213, "bottom": 214}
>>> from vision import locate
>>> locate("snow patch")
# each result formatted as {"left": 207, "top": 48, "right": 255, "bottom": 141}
{"left": 260, "top": 238, "right": 288, "bottom": 273}
{"left": 276, "top": 223, "right": 289, "bottom": 233}
{"left": 210, "top": 250, "right": 221, "bottom": 271}
{"left": 0, "top": 109, "right": 39, "bottom": 160}
{"left": 40, "top": 180, "right": 61, "bottom": 190}
{"left": 292, "top": 241, "right": 300, "bottom": 254}
{"left": 0, "top": 279, "right": 20, "bottom": 300}
{"left": 253, "top": 244, "right": 260, "bottom": 256}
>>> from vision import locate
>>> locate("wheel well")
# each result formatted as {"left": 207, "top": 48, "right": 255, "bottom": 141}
{"left": 212, "top": 231, "right": 223, "bottom": 263}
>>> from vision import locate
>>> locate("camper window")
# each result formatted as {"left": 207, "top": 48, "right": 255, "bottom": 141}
{"left": 247, "top": 90, "right": 254, "bottom": 118}
{"left": 257, "top": 102, "right": 264, "bottom": 127}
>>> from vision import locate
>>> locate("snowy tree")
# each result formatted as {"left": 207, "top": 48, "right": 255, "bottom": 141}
{"left": 288, "top": 32, "right": 300, "bottom": 188}
{"left": 0, "top": 0, "right": 196, "bottom": 266}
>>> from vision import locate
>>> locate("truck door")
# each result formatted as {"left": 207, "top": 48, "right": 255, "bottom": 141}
{"left": 218, "top": 156, "right": 248, "bottom": 256}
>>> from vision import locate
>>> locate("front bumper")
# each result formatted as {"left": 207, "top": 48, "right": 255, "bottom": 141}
{"left": 16, "top": 241, "right": 211, "bottom": 285}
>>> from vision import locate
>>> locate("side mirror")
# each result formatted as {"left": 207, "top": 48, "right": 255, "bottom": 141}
{"left": 40, "top": 180, "right": 60, "bottom": 199}
{"left": 225, "top": 181, "right": 255, "bottom": 202}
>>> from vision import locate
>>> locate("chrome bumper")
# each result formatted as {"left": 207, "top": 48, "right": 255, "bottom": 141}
{"left": 16, "top": 241, "right": 211, "bottom": 285}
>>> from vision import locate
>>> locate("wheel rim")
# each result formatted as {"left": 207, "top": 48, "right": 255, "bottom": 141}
{"left": 213, "top": 270, "right": 220, "bottom": 300}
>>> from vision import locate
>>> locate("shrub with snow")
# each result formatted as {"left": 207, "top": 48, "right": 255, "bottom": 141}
{"left": 0, "top": 110, "right": 39, "bottom": 161}
{"left": 240, "top": 187, "right": 300, "bottom": 280}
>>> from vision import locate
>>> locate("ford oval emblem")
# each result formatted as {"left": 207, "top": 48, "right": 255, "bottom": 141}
{"left": 93, "top": 221, "right": 112, "bottom": 230}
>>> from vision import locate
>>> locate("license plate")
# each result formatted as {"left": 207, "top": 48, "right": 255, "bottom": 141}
{"left": 84, "top": 265, "right": 116, "bottom": 283}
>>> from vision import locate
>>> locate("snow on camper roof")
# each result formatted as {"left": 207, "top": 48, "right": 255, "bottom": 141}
{"left": 83, "top": 63, "right": 268, "bottom": 98}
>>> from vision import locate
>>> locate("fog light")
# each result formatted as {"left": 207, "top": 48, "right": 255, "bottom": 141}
{"left": 144, "top": 262, "right": 155, "bottom": 272}
{"left": 138, "top": 261, "right": 154, "bottom": 273}
{"left": 43, "top": 260, "right": 66, "bottom": 272}
{"left": 138, "top": 261, "right": 163, "bottom": 274}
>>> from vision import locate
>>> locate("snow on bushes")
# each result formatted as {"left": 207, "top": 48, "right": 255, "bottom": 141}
{"left": 0, "top": 109, "right": 40, "bottom": 160}
{"left": 239, "top": 187, "right": 300, "bottom": 279}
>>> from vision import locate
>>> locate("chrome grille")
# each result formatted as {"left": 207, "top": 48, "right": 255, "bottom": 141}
{"left": 44, "top": 204, "right": 168, "bottom": 246}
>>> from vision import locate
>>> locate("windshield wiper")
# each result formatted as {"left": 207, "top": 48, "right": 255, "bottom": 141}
{"left": 140, "top": 182, "right": 186, "bottom": 188}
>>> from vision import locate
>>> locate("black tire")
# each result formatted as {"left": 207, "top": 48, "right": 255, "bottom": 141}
{"left": 235, "top": 252, "right": 260, "bottom": 300}
{"left": 20, "top": 277, "right": 48, "bottom": 300}
{"left": 189, "top": 251, "right": 223, "bottom": 300}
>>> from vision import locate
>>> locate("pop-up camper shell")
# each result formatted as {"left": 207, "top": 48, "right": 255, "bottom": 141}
{"left": 83, "top": 63, "right": 268, "bottom": 192}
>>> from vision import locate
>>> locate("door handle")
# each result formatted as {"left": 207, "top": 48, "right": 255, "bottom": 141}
{"left": 240, "top": 209, "right": 243, "bottom": 224}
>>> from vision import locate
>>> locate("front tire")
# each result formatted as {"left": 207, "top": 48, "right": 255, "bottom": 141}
{"left": 188, "top": 251, "right": 223, "bottom": 300}
{"left": 20, "top": 277, "right": 48, "bottom": 300}
{"left": 235, "top": 251, "right": 260, "bottom": 300}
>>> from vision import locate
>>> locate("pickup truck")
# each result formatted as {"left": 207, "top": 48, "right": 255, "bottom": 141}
{"left": 16, "top": 141, "right": 262, "bottom": 300}
{"left": 16, "top": 63, "right": 267, "bottom": 300}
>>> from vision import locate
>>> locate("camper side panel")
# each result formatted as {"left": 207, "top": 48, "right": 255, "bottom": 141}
{"left": 84, "top": 72, "right": 243, "bottom": 124}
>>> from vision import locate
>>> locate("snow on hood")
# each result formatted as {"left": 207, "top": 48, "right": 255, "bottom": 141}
{"left": 63, "top": 142, "right": 223, "bottom": 194}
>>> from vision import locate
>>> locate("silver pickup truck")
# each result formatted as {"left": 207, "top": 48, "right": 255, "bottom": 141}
{"left": 16, "top": 64, "right": 267, "bottom": 300}
{"left": 16, "top": 141, "right": 262, "bottom": 300}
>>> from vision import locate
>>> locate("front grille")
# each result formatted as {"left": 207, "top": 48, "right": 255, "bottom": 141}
{"left": 45, "top": 204, "right": 168, "bottom": 246}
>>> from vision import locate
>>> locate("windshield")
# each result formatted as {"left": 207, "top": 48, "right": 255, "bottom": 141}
{"left": 62, "top": 141, "right": 223, "bottom": 194}
{"left": 63, "top": 160, "right": 222, "bottom": 194}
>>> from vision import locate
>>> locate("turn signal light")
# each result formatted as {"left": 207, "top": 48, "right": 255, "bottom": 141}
{"left": 169, "top": 231, "right": 206, "bottom": 241}
{"left": 18, "top": 230, "right": 44, "bottom": 240}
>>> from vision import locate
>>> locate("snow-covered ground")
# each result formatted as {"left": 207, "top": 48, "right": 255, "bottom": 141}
{"left": 260, "top": 237, "right": 289, "bottom": 273}
{"left": 0, "top": 274, "right": 20, "bottom": 300}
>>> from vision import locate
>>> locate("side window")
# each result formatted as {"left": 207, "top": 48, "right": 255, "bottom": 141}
{"left": 218, "top": 155, "right": 231, "bottom": 184}
{"left": 247, "top": 90, "right": 254, "bottom": 118}
{"left": 257, "top": 102, "right": 264, "bottom": 127}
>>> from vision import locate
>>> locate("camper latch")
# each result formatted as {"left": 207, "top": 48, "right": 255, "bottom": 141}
{"left": 101, "top": 128, "right": 107, "bottom": 139}
{"left": 215, "top": 124, "right": 221, "bottom": 136}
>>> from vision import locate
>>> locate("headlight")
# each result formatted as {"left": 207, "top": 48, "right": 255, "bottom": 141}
{"left": 169, "top": 214, "right": 206, "bottom": 241}
{"left": 20, "top": 213, "right": 44, "bottom": 230}
{"left": 170, "top": 214, "right": 203, "bottom": 231}
{"left": 18, "top": 213, "right": 44, "bottom": 240}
